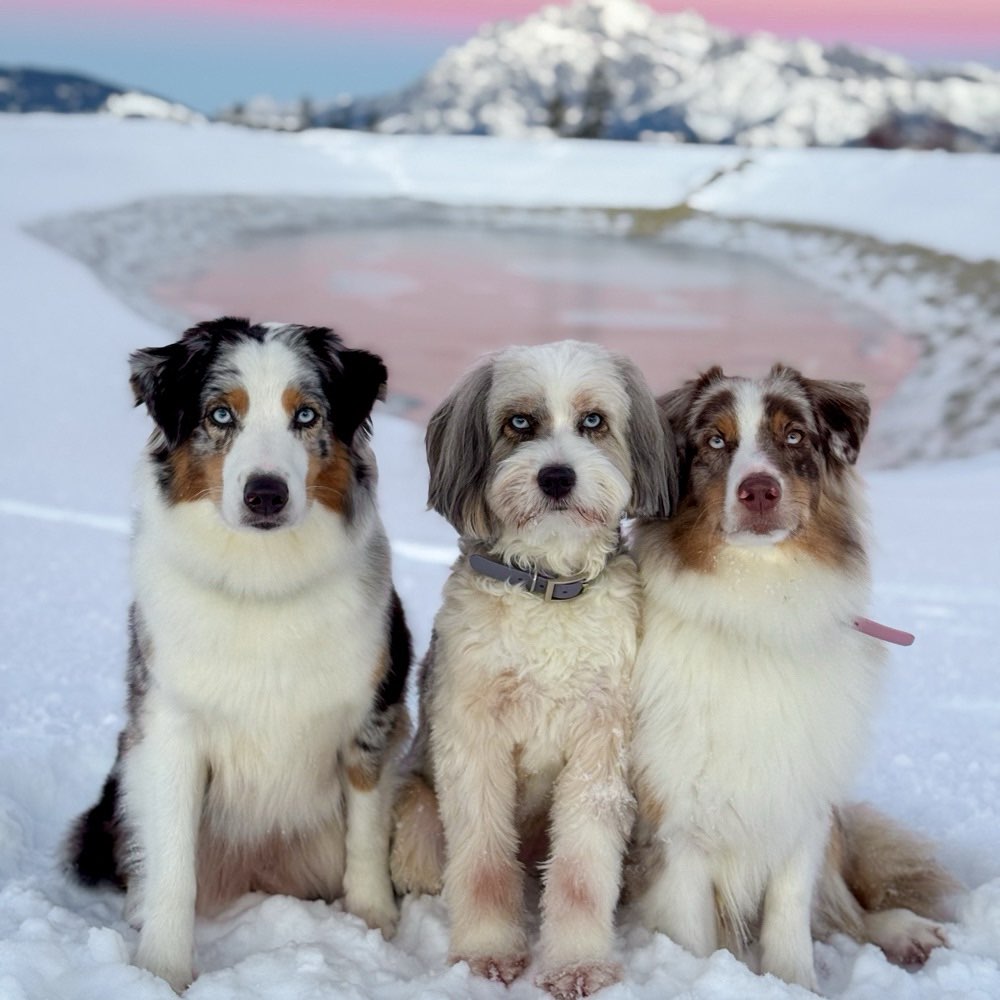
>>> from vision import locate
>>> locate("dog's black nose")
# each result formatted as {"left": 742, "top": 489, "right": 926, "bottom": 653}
{"left": 537, "top": 464, "right": 576, "bottom": 500}
{"left": 244, "top": 474, "right": 289, "bottom": 517}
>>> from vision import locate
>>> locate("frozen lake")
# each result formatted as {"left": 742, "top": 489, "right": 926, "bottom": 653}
{"left": 151, "top": 221, "right": 916, "bottom": 429}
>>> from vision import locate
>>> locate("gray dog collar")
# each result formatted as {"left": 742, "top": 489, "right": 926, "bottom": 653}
{"left": 467, "top": 553, "right": 592, "bottom": 601}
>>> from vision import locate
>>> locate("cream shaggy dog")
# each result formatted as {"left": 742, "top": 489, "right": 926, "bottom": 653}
{"left": 67, "top": 318, "right": 411, "bottom": 992}
{"left": 628, "top": 365, "right": 956, "bottom": 991}
{"left": 392, "top": 341, "right": 676, "bottom": 999}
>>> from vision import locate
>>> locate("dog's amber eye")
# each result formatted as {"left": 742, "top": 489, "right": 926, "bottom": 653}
{"left": 785, "top": 429, "right": 803, "bottom": 445}
{"left": 209, "top": 406, "right": 234, "bottom": 427}
{"left": 295, "top": 406, "right": 318, "bottom": 428}
{"left": 508, "top": 415, "right": 532, "bottom": 432}
{"left": 708, "top": 433, "right": 726, "bottom": 450}
{"left": 580, "top": 412, "right": 604, "bottom": 431}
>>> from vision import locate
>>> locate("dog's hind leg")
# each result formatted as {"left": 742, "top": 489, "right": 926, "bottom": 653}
{"left": 536, "top": 716, "right": 632, "bottom": 999}
{"left": 391, "top": 632, "right": 445, "bottom": 896}
{"left": 391, "top": 772, "right": 445, "bottom": 895}
{"left": 814, "top": 804, "right": 957, "bottom": 966}
{"left": 66, "top": 765, "right": 127, "bottom": 890}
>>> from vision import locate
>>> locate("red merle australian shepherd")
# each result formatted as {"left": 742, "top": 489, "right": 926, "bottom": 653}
{"left": 66, "top": 317, "right": 411, "bottom": 991}
{"left": 628, "top": 364, "right": 957, "bottom": 990}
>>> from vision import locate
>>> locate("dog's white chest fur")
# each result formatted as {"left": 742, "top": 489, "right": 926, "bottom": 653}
{"left": 632, "top": 548, "right": 884, "bottom": 885}
{"left": 132, "top": 483, "right": 384, "bottom": 837}
{"left": 434, "top": 555, "right": 640, "bottom": 763}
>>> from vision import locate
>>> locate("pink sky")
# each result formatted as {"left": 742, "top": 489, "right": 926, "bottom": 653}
{"left": 8, "top": 0, "right": 1000, "bottom": 46}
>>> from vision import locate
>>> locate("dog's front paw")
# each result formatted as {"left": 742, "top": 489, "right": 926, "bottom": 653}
{"left": 536, "top": 960, "right": 623, "bottom": 999}
{"left": 455, "top": 952, "right": 530, "bottom": 985}
{"left": 344, "top": 893, "right": 399, "bottom": 939}
{"left": 134, "top": 943, "right": 193, "bottom": 994}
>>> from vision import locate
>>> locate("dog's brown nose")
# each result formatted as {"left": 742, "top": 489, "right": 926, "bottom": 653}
{"left": 538, "top": 464, "right": 576, "bottom": 500}
{"left": 244, "top": 474, "right": 289, "bottom": 517}
{"left": 737, "top": 474, "right": 781, "bottom": 513}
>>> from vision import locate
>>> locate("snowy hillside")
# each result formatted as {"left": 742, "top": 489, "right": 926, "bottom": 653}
{"left": 310, "top": 0, "right": 1000, "bottom": 149}
{"left": 1, "top": 117, "right": 999, "bottom": 999}
{"left": 0, "top": 66, "right": 124, "bottom": 114}
{"left": 0, "top": 65, "right": 204, "bottom": 123}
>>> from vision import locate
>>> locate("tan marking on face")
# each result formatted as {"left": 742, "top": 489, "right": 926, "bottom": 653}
{"left": 168, "top": 441, "right": 224, "bottom": 505}
{"left": 714, "top": 411, "right": 738, "bottom": 445}
{"left": 571, "top": 391, "right": 605, "bottom": 419}
{"left": 769, "top": 407, "right": 796, "bottom": 441}
{"left": 281, "top": 386, "right": 307, "bottom": 417}
{"left": 307, "top": 441, "right": 353, "bottom": 514}
{"left": 667, "top": 474, "right": 727, "bottom": 572}
{"left": 220, "top": 387, "right": 249, "bottom": 419}
{"left": 786, "top": 476, "right": 864, "bottom": 570}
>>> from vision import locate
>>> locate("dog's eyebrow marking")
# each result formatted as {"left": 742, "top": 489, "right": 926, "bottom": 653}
{"left": 570, "top": 391, "right": 606, "bottom": 415}
{"left": 281, "top": 386, "right": 319, "bottom": 419}
{"left": 215, "top": 387, "right": 249, "bottom": 419}
{"left": 692, "top": 389, "right": 736, "bottom": 431}
{"left": 764, "top": 394, "right": 809, "bottom": 430}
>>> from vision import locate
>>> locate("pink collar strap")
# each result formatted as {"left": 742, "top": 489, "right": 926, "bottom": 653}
{"left": 853, "top": 616, "right": 915, "bottom": 646}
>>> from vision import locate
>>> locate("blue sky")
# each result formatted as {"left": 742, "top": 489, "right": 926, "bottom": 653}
{"left": 0, "top": 12, "right": 462, "bottom": 110}
{"left": 1, "top": 1, "right": 998, "bottom": 114}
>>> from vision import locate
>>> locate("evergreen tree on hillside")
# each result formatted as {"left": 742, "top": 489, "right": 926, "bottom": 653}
{"left": 576, "top": 60, "right": 613, "bottom": 139}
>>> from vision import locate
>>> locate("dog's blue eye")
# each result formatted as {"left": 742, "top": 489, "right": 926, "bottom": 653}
{"left": 785, "top": 429, "right": 803, "bottom": 445}
{"left": 209, "top": 406, "right": 234, "bottom": 427}
{"left": 509, "top": 415, "right": 532, "bottom": 432}
{"left": 295, "top": 406, "right": 318, "bottom": 427}
{"left": 581, "top": 413, "right": 604, "bottom": 430}
{"left": 708, "top": 434, "right": 726, "bottom": 450}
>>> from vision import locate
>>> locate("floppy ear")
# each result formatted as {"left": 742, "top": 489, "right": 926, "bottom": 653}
{"left": 656, "top": 367, "right": 727, "bottom": 499}
{"left": 806, "top": 378, "right": 870, "bottom": 466}
{"left": 300, "top": 325, "right": 387, "bottom": 446}
{"left": 426, "top": 358, "right": 494, "bottom": 538}
{"left": 616, "top": 357, "right": 677, "bottom": 518}
{"left": 129, "top": 321, "right": 224, "bottom": 447}
{"left": 334, "top": 348, "right": 388, "bottom": 445}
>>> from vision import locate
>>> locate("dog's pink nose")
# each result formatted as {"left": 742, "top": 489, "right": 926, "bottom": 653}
{"left": 737, "top": 474, "right": 782, "bottom": 513}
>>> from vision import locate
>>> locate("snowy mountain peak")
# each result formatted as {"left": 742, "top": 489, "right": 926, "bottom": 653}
{"left": 560, "top": 0, "right": 662, "bottom": 38}
{"left": 322, "top": 0, "right": 1000, "bottom": 150}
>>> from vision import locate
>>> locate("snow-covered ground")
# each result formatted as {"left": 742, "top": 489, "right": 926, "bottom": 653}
{"left": 1, "top": 116, "right": 999, "bottom": 999}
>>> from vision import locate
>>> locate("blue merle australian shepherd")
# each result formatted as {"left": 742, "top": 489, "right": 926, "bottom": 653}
{"left": 66, "top": 317, "right": 411, "bottom": 991}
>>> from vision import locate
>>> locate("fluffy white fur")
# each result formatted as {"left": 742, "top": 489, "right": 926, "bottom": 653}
{"left": 631, "top": 540, "right": 882, "bottom": 988}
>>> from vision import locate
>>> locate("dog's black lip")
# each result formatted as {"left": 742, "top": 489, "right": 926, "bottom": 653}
{"left": 243, "top": 517, "right": 285, "bottom": 531}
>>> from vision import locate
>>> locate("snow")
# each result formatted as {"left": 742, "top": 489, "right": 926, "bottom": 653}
{"left": 688, "top": 148, "right": 1000, "bottom": 263}
{"left": 326, "top": 0, "right": 1000, "bottom": 150}
{"left": 102, "top": 93, "right": 207, "bottom": 126}
{"left": 2, "top": 115, "right": 999, "bottom": 999}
